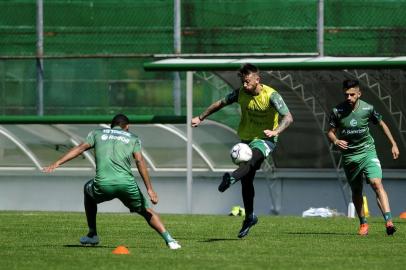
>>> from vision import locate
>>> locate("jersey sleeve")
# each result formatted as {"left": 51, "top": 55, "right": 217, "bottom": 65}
{"left": 133, "top": 137, "right": 142, "bottom": 153}
{"left": 328, "top": 108, "right": 339, "bottom": 128}
{"left": 223, "top": 88, "right": 239, "bottom": 105}
{"left": 370, "top": 106, "right": 382, "bottom": 124}
{"left": 85, "top": 130, "right": 96, "bottom": 147}
{"left": 270, "top": 92, "right": 290, "bottom": 116}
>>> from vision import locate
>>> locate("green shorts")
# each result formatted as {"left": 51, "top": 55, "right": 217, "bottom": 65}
{"left": 84, "top": 179, "right": 150, "bottom": 212}
{"left": 343, "top": 150, "right": 382, "bottom": 189}
{"left": 244, "top": 139, "right": 276, "bottom": 158}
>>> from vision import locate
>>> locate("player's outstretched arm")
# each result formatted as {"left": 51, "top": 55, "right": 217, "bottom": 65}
{"left": 191, "top": 99, "right": 226, "bottom": 127}
{"left": 42, "top": 143, "right": 91, "bottom": 173}
{"left": 133, "top": 151, "right": 158, "bottom": 204}
{"left": 379, "top": 120, "right": 400, "bottom": 159}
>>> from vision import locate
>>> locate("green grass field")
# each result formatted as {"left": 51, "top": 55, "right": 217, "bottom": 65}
{"left": 1, "top": 211, "right": 405, "bottom": 270}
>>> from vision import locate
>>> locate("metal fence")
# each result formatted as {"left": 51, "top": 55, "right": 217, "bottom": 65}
{"left": 1, "top": 0, "right": 406, "bottom": 57}
{"left": 1, "top": 0, "right": 406, "bottom": 117}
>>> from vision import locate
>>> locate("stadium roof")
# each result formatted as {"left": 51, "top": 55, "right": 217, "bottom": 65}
{"left": 0, "top": 121, "right": 239, "bottom": 173}
{"left": 144, "top": 56, "right": 406, "bottom": 71}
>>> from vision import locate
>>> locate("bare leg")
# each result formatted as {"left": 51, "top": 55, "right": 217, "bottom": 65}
{"left": 369, "top": 178, "right": 391, "bottom": 214}
{"left": 139, "top": 208, "right": 166, "bottom": 233}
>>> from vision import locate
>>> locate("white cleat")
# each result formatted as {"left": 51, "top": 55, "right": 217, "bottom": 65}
{"left": 167, "top": 241, "right": 181, "bottom": 250}
{"left": 80, "top": 235, "right": 100, "bottom": 246}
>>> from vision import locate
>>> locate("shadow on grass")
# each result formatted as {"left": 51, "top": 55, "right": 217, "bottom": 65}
{"left": 200, "top": 238, "right": 241, "bottom": 242}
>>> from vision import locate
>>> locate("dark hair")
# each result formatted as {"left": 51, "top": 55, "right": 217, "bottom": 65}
{"left": 111, "top": 114, "right": 129, "bottom": 128}
{"left": 343, "top": 79, "right": 359, "bottom": 90}
{"left": 238, "top": 63, "right": 259, "bottom": 78}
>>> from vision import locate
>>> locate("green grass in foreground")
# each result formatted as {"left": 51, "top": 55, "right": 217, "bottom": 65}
{"left": 0, "top": 211, "right": 405, "bottom": 270}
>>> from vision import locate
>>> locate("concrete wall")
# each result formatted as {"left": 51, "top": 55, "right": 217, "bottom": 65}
{"left": 1, "top": 169, "right": 405, "bottom": 217}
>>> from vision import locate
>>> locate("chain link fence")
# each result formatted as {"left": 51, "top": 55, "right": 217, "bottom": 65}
{"left": 0, "top": 0, "right": 405, "bottom": 117}
{"left": 1, "top": 0, "right": 405, "bottom": 57}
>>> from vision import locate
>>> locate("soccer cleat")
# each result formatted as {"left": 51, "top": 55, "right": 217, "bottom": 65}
{"left": 218, "top": 173, "right": 231, "bottom": 192}
{"left": 167, "top": 241, "right": 181, "bottom": 250}
{"left": 238, "top": 214, "right": 258, "bottom": 238}
{"left": 80, "top": 235, "right": 100, "bottom": 245}
{"left": 385, "top": 221, "right": 397, "bottom": 236}
{"left": 358, "top": 223, "right": 369, "bottom": 236}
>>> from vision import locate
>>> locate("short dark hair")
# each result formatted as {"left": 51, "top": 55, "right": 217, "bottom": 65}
{"left": 238, "top": 63, "right": 259, "bottom": 78}
{"left": 111, "top": 114, "right": 129, "bottom": 128}
{"left": 343, "top": 79, "right": 359, "bottom": 90}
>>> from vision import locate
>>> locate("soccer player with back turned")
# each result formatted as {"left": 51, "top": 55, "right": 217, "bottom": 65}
{"left": 328, "top": 79, "right": 399, "bottom": 236}
{"left": 43, "top": 114, "right": 181, "bottom": 249}
{"left": 192, "top": 63, "right": 293, "bottom": 238}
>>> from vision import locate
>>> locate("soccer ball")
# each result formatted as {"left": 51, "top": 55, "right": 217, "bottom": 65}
{"left": 230, "top": 143, "right": 252, "bottom": 165}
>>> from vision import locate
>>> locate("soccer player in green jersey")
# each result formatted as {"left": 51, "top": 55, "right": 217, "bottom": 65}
{"left": 43, "top": 114, "right": 181, "bottom": 249}
{"left": 192, "top": 63, "right": 293, "bottom": 238}
{"left": 328, "top": 79, "right": 400, "bottom": 236}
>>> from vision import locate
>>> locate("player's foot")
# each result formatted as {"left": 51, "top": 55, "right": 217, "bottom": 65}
{"left": 80, "top": 235, "right": 99, "bottom": 245}
{"left": 167, "top": 241, "right": 181, "bottom": 250}
{"left": 385, "top": 221, "right": 397, "bottom": 236}
{"left": 238, "top": 214, "right": 258, "bottom": 238}
{"left": 358, "top": 223, "right": 368, "bottom": 236}
{"left": 218, "top": 173, "right": 231, "bottom": 192}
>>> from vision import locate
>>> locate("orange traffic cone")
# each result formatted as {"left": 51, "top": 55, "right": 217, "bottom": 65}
{"left": 399, "top": 212, "right": 406, "bottom": 219}
{"left": 112, "top": 245, "right": 130, "bottom": 255}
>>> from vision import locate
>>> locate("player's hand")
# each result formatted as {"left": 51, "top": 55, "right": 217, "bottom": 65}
{"left": 148, "top": 189, "right": 159, "bottom": 204}
{"left": 191, "top": 116, "right": 202, "bottom": 127}
{"left": 42, "top": 163, "right": 59, "bottom": 173}
{"left": 334, "top": 139, "right": 348, "bottom": 150}
{"left": 263, "top": 129, "right": 278, "bottom": 138}
{"left": 392, "top": 144, "right": 400, "bottom": 159}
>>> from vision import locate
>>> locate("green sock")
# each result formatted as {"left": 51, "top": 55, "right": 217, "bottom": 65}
{"left": 384, "top": 212, "right": 392, "bottom": 222}
{"left": 161, "top": 231, "right": 175, "bottom": 243}
{"left": 359, "top": 216, "right": 367, "bottom": 224}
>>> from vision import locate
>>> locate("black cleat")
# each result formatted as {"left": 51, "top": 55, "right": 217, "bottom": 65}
{"left": 218, "top": 173, "right": 231, "bottom": 192}
{"left": 238, "top": 214, "right": 258, "bottom": 238}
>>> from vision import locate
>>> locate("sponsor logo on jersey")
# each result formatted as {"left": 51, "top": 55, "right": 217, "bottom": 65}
{"left": 102, "top": 129, "right": 131, "bottom": 137}
{"left": 100, "top": 131, "right": 130, "bottom": 144}
{"left": 341, "top": 127, "right": 367, "bottom": 135}
{"left": 350, "top": 119, "right": 358, "bottom": 127}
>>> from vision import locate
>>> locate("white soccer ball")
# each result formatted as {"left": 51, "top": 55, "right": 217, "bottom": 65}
{"left": 230, "top": 143, "right": 252, "bottom": 165}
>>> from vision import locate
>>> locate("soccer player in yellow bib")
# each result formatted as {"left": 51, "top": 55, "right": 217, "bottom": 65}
{"left": 192, "top": 63, "right": 293, "bottom": 238}
{"left": 328, "top": 79, "right": 400, "bottom": 236}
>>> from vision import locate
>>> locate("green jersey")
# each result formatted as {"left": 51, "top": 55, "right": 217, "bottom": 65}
{"left": 329, "top": 99, "right": 382, "bottom": 156}
{"left": 85, "top": 127, "right": 141, "bottom": 185}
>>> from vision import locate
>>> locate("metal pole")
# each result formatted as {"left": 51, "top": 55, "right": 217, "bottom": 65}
{"left": 36, "top": 0, "right": 44, "bottom": 115}
{"left": 173, "top": 0, "right": 181, "bottom": 115}
{"left": 317, "top": 0, "right": 324, "bottom": 57}
{"left": 186, "top": 71, "right": 193, "bottom": 213}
